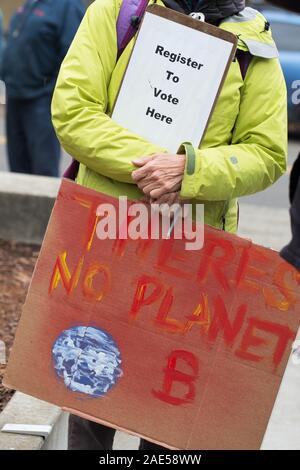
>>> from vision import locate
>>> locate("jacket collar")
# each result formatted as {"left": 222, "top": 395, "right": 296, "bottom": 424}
{"left": 161, "top": 0, "right": 245, "bottom": 24}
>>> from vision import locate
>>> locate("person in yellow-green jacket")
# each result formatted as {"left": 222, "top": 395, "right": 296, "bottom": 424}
{"left": 52, "top": 0, "right": 287, "bottom": 450}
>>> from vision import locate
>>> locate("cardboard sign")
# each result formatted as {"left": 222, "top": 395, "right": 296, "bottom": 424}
{"left": 112, "top": 6, "right": 237, "bottom": 152}
{"left": 4, "top": 179, "right": 300, "bottom": 449}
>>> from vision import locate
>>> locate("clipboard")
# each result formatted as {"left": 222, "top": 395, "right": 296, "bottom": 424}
{"left": 112, "top": 5, "right": 238, "bottom": 152}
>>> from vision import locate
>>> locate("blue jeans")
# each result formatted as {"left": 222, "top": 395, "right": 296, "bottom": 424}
{"left": 6, "top": 94, "right": 60, "bottom": 176}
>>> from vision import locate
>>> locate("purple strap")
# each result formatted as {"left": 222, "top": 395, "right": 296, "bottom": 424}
{"left": 117, "top": 0, "right": 149, "bottom": 57}
{"left": 63, "top": 0, "right": 149, "bottom": 180}
{"left": 63, "top": 159, "right": 80, "bottom": 180}
{"left": 236, "top": 49, "right": 252, "bottom": 80}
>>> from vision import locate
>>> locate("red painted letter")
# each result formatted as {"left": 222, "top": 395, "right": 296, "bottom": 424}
{"left": 129, "top": 275, "right": 163, "bottom": 321}
{"left": 152, "top": 350, "right": 199, "bottom": 405}
{"left": 208, "top": 296, "right": 246, "bottom": 347}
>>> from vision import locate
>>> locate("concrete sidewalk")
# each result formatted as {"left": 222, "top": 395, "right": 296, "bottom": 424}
{"left": 239, "top": 201, "right": 291, "bottom": 251}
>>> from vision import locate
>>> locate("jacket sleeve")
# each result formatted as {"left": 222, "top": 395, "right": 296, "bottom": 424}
{"left": 180, "top": 56, "right": 288, "bottom": 201}
{"left": 52, "top": 0, "right": 166, "bottom": 185}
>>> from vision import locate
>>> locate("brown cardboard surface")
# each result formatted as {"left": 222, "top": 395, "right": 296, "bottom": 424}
{"left": 4, "top": 179, "right": 300, "bottom": 449}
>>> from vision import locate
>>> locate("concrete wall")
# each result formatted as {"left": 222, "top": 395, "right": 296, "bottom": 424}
{"left": 0, "top": 392, "right": 66, "bottom": 450}
{"left": 0, "top": 172, "right": 59, "bottom": 244}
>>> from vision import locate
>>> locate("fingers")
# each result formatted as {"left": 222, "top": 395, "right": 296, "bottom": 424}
{"left": 149, "top": 186, "right": 167, "bottom": 199}
{"left": 132, "top": 166, "right": 150, "bottom": 182}
{"left": 132, "top": 154, "right": 157, "bottom": 167}
{"left": 132, "top": 161, "right": 158, "bottom": 181}
{"left": 149, "top": 180, "right": 181, "bottom": 199}
{"left": 139, "top": 181, "right": 160, "bottom": 194}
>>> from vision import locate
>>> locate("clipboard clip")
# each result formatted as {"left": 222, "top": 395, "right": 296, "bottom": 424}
{"left": 189, "top": 12, "right": 206, "bottom": 22}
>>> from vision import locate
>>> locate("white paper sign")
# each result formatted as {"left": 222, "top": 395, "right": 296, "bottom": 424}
{"left": 112, "top": 8, "right": 236, "bottom": 153}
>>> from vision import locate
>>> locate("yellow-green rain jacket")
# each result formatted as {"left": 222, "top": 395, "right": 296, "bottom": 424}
{"left": 52, "top": 0, "right": 287, "bottom": 233}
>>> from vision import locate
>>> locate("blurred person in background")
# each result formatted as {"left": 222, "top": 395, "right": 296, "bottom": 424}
{"left": 1, "top": 0, "right": 85, "bottom": 177}
{"left": 267, "top": 0, "right": 300, "bottom": 271}
{"left": 0, "top": 8, "right": 3, "bottom": 74}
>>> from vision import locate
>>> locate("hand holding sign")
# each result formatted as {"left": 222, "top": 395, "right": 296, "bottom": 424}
{"left": 132, "top": 153, "right": 186, "bottom": 199}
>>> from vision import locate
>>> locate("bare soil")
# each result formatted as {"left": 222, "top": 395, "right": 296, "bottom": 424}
{"left": 0, "top": 240, "right": 39, "bottom": 412}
